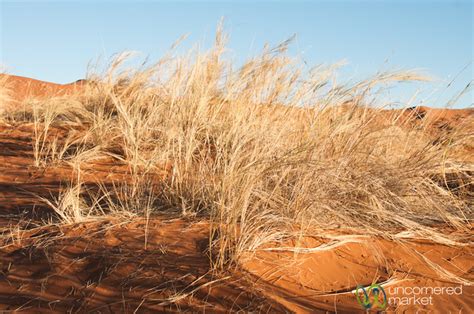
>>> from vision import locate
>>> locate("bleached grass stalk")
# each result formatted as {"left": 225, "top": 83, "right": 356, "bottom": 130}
{"left": 40, "top": 183, "right": 97, "bottom": 224}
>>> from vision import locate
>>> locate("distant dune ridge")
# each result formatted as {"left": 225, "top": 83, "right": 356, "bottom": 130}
{"left": 1, "top": 73, "right": 472, "bottom": 131}
{"left": 0, "top": 74, "right": 87, "bottom": 103}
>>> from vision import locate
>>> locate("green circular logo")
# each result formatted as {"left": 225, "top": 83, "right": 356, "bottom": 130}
{"left": 354, "top": 284, "right": 387, "bottom": 310}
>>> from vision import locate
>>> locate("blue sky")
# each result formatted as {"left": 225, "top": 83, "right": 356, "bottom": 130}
{"left": 1, "top": 0, "right": 472, "bottom": 107}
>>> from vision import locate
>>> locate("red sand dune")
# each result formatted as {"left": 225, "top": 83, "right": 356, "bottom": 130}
{"left": 397, "top": 105, "right": 474, "bottom": 132}
{"left": 0, "top": 75, "right": 472, "bottom": 312}
{"left": 1, "top": 74, "right": 86, "bottom": 103}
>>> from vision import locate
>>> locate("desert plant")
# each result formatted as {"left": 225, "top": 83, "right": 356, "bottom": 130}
{"left": 6, "top": 28, "right": 472, "bottom": 269}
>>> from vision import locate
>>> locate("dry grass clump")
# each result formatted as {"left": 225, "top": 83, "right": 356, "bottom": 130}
{"left": 1, "top": 29, "right": 472, "bottom": 267}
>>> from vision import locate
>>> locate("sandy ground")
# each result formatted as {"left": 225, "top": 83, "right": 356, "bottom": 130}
{"left": 0, "top": 75, "right": 472, "bottom": 313}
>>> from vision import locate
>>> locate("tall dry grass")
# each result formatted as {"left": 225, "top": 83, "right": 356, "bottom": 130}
{"left": 1, "top": 29, "right": 472, "bottom": 268}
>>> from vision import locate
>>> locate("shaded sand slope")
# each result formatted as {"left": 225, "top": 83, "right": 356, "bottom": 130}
{"left": 0, "top": 218, "right": 286, "bottom": 312}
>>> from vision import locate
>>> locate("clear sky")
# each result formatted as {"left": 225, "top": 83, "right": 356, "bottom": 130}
{"left": 1, "top": 0, "right": 472, "bottom": 107}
